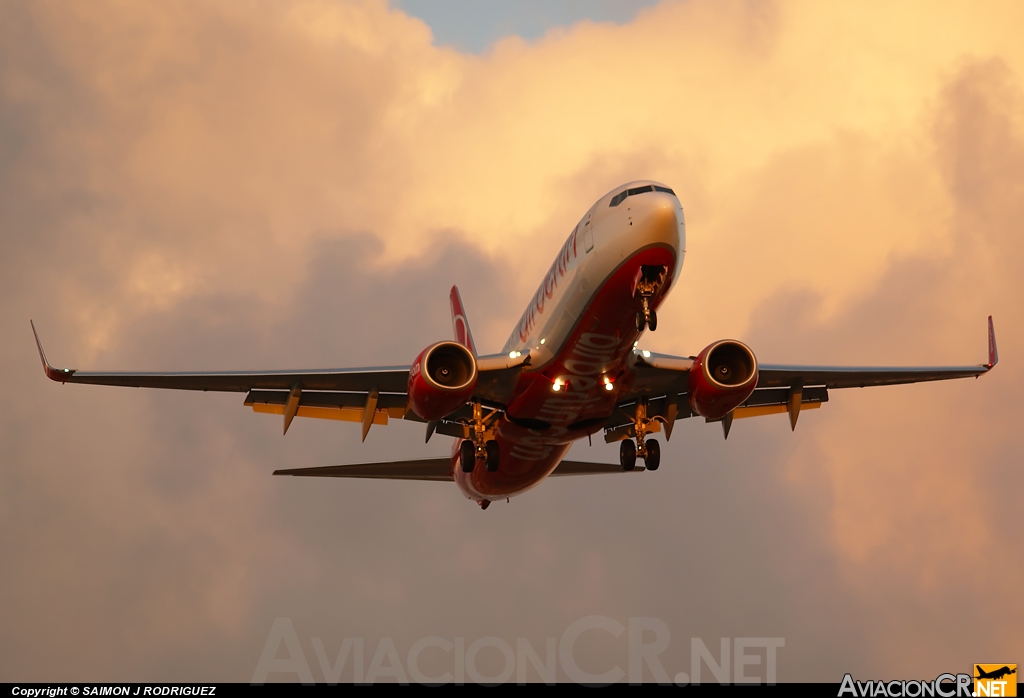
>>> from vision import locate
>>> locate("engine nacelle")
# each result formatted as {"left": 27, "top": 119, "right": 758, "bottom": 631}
{"left": 407, "top": 341, "right": 478, "bottom": 421}
{"left": 688, "top": 340, "right": 759, "bottom": 420}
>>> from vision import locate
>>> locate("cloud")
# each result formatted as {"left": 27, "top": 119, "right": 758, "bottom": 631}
{"left": 1, "top": 0, "right": 1022, "bottom": 681}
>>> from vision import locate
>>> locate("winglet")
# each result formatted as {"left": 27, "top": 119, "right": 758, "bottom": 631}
{"left": 986, "top": 315, "right": 998, "bottom": 369}
{"left": 30, "top": 320, "right": 74, "bottom": 382}
{"left": 449, "top": 285, "right": 478, "bottom": 357}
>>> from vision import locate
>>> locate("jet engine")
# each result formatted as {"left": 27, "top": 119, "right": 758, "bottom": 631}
{"left": 407, "top": 341, "right": 478, "bottom": 421}
{"left": 688, "top": 340, "right": 758, "bottom": 420}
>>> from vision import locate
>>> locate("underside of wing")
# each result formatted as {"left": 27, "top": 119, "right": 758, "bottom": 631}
{"left": 755, "top": 317, "right": 997, "bottom": 391}
{"left": 57, "top": 367, "right": 412, "bottom": 393}
{"left": 31, "top": 321, "right": 531, "bottom": 439}
{"left": 31, "top": 322, "right": 412, "bottom": 393}
{"left": 601, "top": 317, "right": 997, "bottom": 441}
{"left": 755, "top": 364, "right": 990, "bottom": 389}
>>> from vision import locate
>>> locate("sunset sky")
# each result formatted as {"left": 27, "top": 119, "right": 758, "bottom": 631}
{"left": 1, "top": 0, "right": 1021, "bottom": 682}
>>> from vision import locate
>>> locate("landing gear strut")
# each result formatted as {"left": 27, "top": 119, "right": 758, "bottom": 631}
{"left": 619, "top": 397, "right": 662, "bottom": 471}
{"left": 461, "top": 401, "right": 501, "bottom": 473}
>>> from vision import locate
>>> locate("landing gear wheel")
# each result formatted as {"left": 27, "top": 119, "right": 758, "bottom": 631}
{"left": 620, "top": 439, "right": 637, "bottom": 471}
{"left": 485, "top": 440, "right": 500, "bottom": 473}
{"left": 635, "top": 311, "right": 646, "bottom": 332}
{"left": 647, "top": 311, "right": 658, "bottom": 332}
{"left": 644, "top": 438, "right": 661, "bottom": 471}
{"left": 460, "top": 440, "right": 476, "bottom": 473}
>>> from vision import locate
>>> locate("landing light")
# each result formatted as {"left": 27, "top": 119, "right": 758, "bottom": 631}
{"left": 540, "top": 338, "right": 546, "bottom": 345}
{"left": 642, "top": 350, "right": 651, "bottom": 358}
{"left": 509, "top": 350, "right": 522, "bottom": 359}
{"left": 603, "top": 377, "right": 614, "bottom": 391}
{"left": 552, "top": 378, "right": 563, "bottom": 392}
{"left": 633, "top": 341, "right": 639, "bottom": 347}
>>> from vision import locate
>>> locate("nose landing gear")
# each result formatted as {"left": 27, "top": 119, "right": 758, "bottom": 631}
{"left": 634, "top": 265, "right": 667, "bottom": 332}
{"left": 635, "top": 299, "right": 658, "bottom": 333}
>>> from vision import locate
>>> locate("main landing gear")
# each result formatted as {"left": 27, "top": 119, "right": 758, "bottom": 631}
{"left": 619, "top": 397, "right": 662, "bottom": 471}
{"left": 460, "top": 401, "right": 501, "bottom": 473}
{"left": 461, "top": 439, "right": 500, "bottom": 473}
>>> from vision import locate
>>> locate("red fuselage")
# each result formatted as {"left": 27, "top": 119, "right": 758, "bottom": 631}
{"left": 453, "top": 182, "right": 685, "bottom": 503}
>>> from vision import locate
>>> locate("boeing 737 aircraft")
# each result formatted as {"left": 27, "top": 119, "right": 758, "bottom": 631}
{"left": 33, "top": 181, "right": 998, "bottom": 509}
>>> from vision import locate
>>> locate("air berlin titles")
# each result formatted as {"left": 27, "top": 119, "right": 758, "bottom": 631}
{"left": 516, "top": 227, "right": 578, "bottom": 343}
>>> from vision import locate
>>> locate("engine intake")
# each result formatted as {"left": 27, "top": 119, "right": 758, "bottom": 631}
{"left": 407, "top": 341, "right": 478, "bottom": 421}
{"left": 688, "top": 340, "right": 758, "bottom": 420}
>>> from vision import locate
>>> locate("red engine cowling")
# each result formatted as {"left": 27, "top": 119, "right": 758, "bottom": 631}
{"left": 407, "top": 341, "right": 478, "bottom": 421}
{"left": 688, "top": 340, "right": 759, "bottom": 420}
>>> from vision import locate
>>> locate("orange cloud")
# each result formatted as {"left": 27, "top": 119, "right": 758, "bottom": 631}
{"left": 3, "top": 0, "right": 1023, "bottom": 680}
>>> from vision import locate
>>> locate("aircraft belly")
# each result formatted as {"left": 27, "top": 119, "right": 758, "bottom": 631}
{"left": 453, "top": 438, "right": 571, "bottom": 501}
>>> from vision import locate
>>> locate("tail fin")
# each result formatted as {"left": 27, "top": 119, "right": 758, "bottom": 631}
{"left": 449, "top": 285, "right": 477, "bottom": 357}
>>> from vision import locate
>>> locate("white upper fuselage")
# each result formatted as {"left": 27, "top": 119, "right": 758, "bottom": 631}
{"left": 502, "top": 181, "right": 686, "bottom": 365}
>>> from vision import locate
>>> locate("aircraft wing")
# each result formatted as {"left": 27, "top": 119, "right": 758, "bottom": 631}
{"left": 31, "top": 320, "right": 410, "bottom": 392}
{"left": 755, "top": 363, "right": 992, "bottom": 389}
{"left": 273, "top": 458, "right": 640, "bottom": 481}
{"left": 31, "top": 321, "right": 529, "bottom": 438}
{"left": 605, "top": 316, "right": 998, "bottom": 440}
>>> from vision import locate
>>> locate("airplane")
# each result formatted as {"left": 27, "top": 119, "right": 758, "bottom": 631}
{"left": 974, "top": 666, "right": 1016, "bottom": 681}
{"left": 32, "top": 180, "right": 999, "bottom": 510}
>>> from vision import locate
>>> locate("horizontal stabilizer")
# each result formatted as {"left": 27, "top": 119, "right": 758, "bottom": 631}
{"left": 273, "top": 458, "right": 641, "bottom": 481}
{"left": 274, "top": 458, "right": 453, "bottom": 481}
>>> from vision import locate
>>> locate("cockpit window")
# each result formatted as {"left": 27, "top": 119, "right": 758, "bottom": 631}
{"left": 609, "top": 185, "right": 676, "bottom": 207}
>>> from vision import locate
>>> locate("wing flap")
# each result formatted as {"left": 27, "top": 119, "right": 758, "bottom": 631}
{"left": 733, "top": 401, "right": 821, "bottom": 420}
{"left": 604, "top": 386, "right": 830, "bottom": 440}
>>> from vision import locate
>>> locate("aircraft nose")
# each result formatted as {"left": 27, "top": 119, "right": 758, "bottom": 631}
{"left": 635, "top": 193, "right": 681, "bottom": 246}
